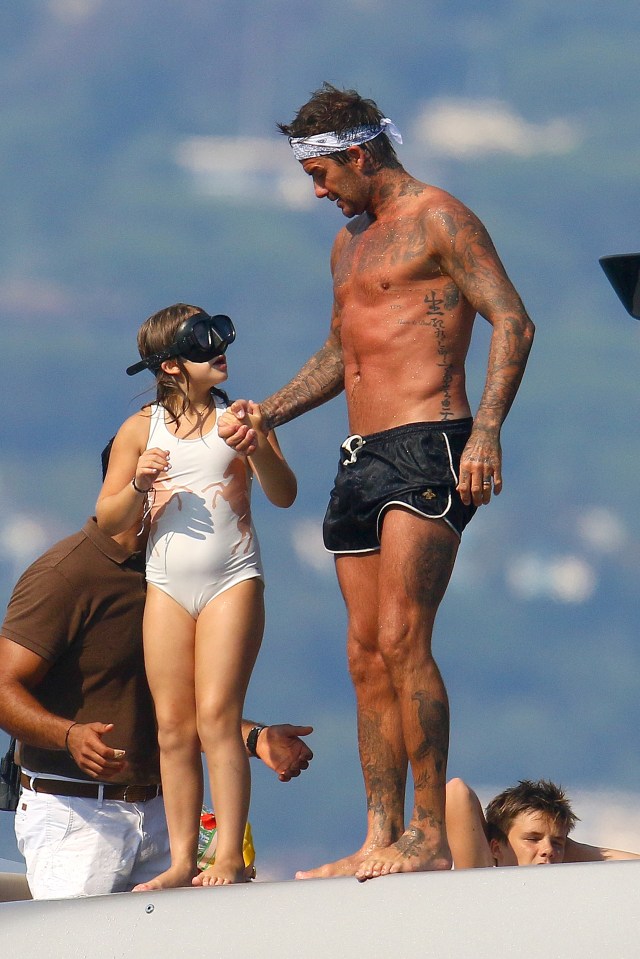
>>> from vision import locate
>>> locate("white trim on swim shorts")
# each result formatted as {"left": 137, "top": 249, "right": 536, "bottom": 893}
{"left": 324, "top": 430, "right": 461, "bottom": 554}
{"left": 441, "top": 431, "right": 458, "bottom": 484}
{"left": 322, "top": 498, "right": 459, "bottom": 555}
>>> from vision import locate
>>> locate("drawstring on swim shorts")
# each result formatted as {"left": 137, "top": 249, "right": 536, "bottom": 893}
{"left": 341, "top": 435, "right": 366, "bottom": 466}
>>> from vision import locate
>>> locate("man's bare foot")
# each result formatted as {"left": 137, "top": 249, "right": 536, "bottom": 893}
{"left": 354, "top": 829, "right": 452, "bottom": 882}
{"left": 132, "top": 865, "right": 194, "bottom": 892}
{"left": 295, "top": 841, "right": 387, "bottom": 880}
{"left": 192, "top": 859, "right": 250, "bottom": 887}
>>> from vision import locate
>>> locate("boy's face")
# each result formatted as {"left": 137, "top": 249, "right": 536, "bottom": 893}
{"left": 491, "top": 811, "right": 569, "bottom": 866}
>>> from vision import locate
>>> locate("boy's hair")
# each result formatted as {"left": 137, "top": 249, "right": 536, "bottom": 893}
{"left": 137, "top": 303, "right": 227, "bottom": 423}
{"left": 485, "top": 780, "right": 579, "bottom": 845}
{"left": 278, "top": 82, "right": 401, "bottom": 169}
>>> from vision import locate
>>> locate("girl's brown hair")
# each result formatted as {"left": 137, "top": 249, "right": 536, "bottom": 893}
{"left": 137, "top": 303, "right": 227, "bottom": 424}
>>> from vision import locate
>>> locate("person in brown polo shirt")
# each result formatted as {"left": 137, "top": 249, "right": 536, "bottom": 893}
{"left": 0, "top": 516, "right": 313, "bottom": 898}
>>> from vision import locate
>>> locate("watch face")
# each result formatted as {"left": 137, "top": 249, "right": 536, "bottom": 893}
{"left": 599, "top": 253, "right": 640, "bottom": 319}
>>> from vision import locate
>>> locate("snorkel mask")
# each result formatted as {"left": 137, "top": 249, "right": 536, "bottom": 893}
{"left": 126, "top": 311, "right": 236, "bottom": 376}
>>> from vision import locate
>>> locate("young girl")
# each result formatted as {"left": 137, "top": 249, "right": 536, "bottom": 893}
{"left": 97, "top": 303, "right": 296, "bottom": 889}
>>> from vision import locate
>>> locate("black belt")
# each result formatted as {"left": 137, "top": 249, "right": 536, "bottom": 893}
{"left": 20, "top": 773, "right": 162, "bottom": 803}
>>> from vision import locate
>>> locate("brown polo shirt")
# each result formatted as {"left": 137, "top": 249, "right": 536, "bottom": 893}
{"left": 1, "top": 519, "right": 159, "bottom": 783}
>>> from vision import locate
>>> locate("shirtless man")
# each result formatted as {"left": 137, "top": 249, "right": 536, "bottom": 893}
{"left": 220, "top": 83, "right": 535, "bottom": 881}
{"left": 446, "top": 778, "right": 640, "bottom": 868}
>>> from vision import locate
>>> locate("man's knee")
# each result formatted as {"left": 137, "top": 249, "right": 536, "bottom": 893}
{"left": 376, "top": 602, "right": 437, "bottom": 669}
{"left": 347, "top": 645, "right": 374, "bottom": 687}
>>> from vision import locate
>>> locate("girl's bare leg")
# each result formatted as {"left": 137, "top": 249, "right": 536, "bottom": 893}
{"left": 192, "top": 577, "right": 265, "bottom": 886}
{"left": 133, "top": 586, "right": 201, "bottom": 891}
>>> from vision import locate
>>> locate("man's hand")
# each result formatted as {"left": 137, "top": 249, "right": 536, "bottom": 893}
{"left": 218, "top": 399, "right": 262, "bottom": 455}
{"left": 255, "top": 724, "right": 313, "bottom": 782}
{"left": 457, "top": 428, "right": 503, "bottom": 507}
{"left": 65, "top": 722, "right": 127, "bottom": 780}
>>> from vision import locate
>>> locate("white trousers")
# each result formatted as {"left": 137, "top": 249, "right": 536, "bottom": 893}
{"left": 14, "top": 787, "right": 170, "bottom": 899}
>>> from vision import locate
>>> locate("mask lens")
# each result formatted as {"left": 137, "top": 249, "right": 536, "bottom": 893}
{"left": 214, "top": 315, "right": 236, "bottom": 346}
{"left": 191, "top": 320, "right": 212, "bottom": 351}
{"left": 179, "top": 314, "right": 236, "bottom": 363}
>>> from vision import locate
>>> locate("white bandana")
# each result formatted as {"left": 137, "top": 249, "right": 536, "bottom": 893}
{"left": 290, "top": 118, "right": 403, "bottom": 161}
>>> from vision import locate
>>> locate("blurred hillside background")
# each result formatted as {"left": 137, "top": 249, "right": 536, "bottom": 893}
{"left": 1, "top": 0, "right": 640, "bottom": 877}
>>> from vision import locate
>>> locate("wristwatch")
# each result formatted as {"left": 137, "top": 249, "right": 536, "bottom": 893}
{"left": 246, "top": 725, "right": 268, "bottom": 757}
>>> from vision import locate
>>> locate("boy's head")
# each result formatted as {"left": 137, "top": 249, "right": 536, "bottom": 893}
{"left": 485, "top": 780, "right": 579, "bottom": 866}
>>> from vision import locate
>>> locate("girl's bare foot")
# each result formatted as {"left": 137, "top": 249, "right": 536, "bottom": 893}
{"left": 132, "top": 865, "right": 194, "bottom": 892}
{"left": 192, "top": 858, "right": 250, "bottom": 887}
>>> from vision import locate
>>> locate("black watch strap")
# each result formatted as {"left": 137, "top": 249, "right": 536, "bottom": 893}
{"left": 246, "top": 725, "right": 267, "bottom": 757}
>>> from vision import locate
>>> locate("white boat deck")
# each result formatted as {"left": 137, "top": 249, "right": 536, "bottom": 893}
{"left": 2, "top": 860, "right": 639, "bottom": 958}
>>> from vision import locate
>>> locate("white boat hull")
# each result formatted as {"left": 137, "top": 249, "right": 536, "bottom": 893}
{"left": 2, "top": 860, "right": 639, "bottom": 958}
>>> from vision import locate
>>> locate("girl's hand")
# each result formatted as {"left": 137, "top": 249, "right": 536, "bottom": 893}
{"left": 246, "top": 401, "right": 266, "bottom": 434}
{"left": 218, "top": 400, "right": 260, "bottom": 454}
{"left": 219, "top": 403, "right": 265, "bottom": 444}
{"left": 135, "top": 447, "right": 170, "bottom": 492}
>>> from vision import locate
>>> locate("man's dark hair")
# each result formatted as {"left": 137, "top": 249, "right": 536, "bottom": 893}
{"left": 485, "top": 779, "right": 579, "bottom": 845}
{"left": 278, "top": 82, "right": 401, "bottom": 168}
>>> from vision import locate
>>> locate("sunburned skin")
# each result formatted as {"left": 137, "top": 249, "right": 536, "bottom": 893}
{"left": 219, "top": 118, "right": 534, "bottom": 883}
{"left": 262, "top": 170, "right": 532, "bottom": 457}
{"left": 332, "top": 195, "right": 476, "bottom": 434}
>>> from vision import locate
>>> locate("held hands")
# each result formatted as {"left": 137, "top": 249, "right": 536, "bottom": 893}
{"left": 65, "top": 722, "right": 127, "bottom": 780}
{"left": 134, "top": 447, "right": 170, "bottom": 492}
{"left": 456, "top": 429, "right": 503, "bottom": 507}
{"left": 218, "top": 400, "right": 264, "bottom": 455}
{"left": 255, "top": 724, "right": 314, "bottom": 782}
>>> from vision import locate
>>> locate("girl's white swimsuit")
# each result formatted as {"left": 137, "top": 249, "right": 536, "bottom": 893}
{"left": 144, "top": 398, "right": 263, "bottom": 617}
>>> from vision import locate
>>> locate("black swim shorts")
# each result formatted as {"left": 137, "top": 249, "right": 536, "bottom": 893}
{"left": 322, "top": 418, "right": 477, "bottom": 554}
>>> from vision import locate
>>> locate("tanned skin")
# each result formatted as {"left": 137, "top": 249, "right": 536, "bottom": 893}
{"left": 445, "top": 778, "right": 640, "bottom": 868}
{"left": 220, "top": 141, "right": 534, "bottom": 881}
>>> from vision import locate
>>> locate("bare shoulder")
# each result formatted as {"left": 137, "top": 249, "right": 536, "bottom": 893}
{"left": 113, "top": 407, "right": 153, "bottom": 452}
{"left": 421, "top": 186, "right": 487, "bottom": 232}
{"left": 415, "top": 189, "right": 501, "bottom": 271}
{"left": 392, "top": 177, "right": 466, "bottom": 213}
{"left": 330, "top": 225, "right": 352, "bottom": 270}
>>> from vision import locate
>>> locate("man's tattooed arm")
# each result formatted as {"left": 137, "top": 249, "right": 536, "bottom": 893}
{"left": 260, "top": 333, "right": 345, "bottom": 432}
{"left": 427, "top": 200, "right": 534, "bottom": 504}
{"left": 434, "top": 201, "right": 535, "bottom": 431}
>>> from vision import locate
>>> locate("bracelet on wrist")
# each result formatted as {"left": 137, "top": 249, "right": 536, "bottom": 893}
{"left": 246, "top": 725, "right": 268, "bottom": 758}
{"left": 131, "top": 477, "right": 146, "bottom": 494}
{"left": 64, "top": 722, "right": 79, "bottom": 756}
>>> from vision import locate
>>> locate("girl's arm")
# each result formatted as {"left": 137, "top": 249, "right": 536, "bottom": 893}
{"left": 96, "top": 412, "right": 168, "bottom": 535}
{"left": 243, "top": 406, "right": 297, "bottom": 508}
